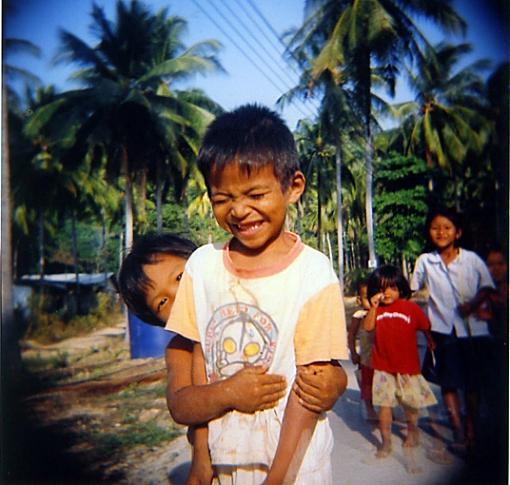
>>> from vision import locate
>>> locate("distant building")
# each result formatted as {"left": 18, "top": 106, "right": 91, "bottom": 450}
{"left": 14, "top": 273, "right": 114, "bottom": 319}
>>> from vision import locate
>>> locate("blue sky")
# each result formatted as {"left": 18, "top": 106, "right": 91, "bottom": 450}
{"left": 5, "top": 0, "right": 509, "bottom": 130}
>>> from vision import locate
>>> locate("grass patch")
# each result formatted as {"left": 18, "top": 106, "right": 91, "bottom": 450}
{"left": 116, "top": 383, "right": 167, "bottom": 400}
{"left": 92, "top": 420, "right": 181, "bottom": 456}
{"left": 24, "top": 293, "right": 123, "bottom": 344}
{"left": 23, "top": 351, "right": 70, "bottom": 372}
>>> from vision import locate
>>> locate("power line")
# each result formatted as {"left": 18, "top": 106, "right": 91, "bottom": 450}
{"left": 221, "top": 1, "right": 299, "bottom": 92}
{"left": 190, "top": 0, "right": 314, "bottom": 121}
{"left": 244, "top": 0, "right": 321, "bottom": 111}
{"left": 235, "top": 0, "right": 320, "bottom": 113}
{"left": 205, "top": 0, "right": 315, "bottom": 119}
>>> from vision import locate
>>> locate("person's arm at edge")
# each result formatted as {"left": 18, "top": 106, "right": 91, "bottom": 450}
{"left": 348, "top": 317, "right": 361, "bottom": 365}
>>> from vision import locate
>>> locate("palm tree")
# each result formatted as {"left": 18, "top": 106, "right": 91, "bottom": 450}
{"left": 289, "top": 0, "right": 466, "bottom": 268}
{"left": 28, "top": 0, "right": 222, "bottom": 253}
{"left": 2, "top": 9, "right": 42, "bottom": 377}
{"left": 388, "top": 43, "right": 490, "bottom": 178}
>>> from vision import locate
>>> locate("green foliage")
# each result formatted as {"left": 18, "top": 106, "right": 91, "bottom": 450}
{"left": 23, "top": 351, "right": 70, "bottom": 372}
{"left": 91, "top": 420, "right": 180, "bottom": 454}
{"left": 374, "top": 154, "right": 429, "bottom": 264}
{"left": 24, "top": 293, "right": 122, "bottom": 344}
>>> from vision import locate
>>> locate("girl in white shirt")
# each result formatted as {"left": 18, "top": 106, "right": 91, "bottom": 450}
{"left": 411, "top": 207, "right": 494, "bottom": 454}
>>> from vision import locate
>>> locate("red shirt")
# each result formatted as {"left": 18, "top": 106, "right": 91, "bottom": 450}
{"left": 371, "top": 299, "right": 430, "bottom": 374}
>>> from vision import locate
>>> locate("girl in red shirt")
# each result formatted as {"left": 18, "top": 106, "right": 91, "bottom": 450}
{"left": 364, "top": 265, "right": 436, "bottom": 469}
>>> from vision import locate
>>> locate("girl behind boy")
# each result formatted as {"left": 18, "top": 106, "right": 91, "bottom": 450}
{"left": 364, "top": 265, "right": 436, "bottom": 472}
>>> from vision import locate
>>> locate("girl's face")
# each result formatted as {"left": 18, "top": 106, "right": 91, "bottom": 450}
{"left": 429, "top": 215, "right": 461, "bottom": 251}
{"left": 143, "top": 254, "right": 187, "bottom": 324}
{"left": 379, "top": 285, "right": 400, "bottom": 306}
{"left": 358, "top": 285, "right": 370, "bottom": 310}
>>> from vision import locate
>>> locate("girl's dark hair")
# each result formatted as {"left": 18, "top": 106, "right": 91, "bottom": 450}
{"left": 117, "top": 234, "right": 197, "bottom": 326}
{"left": 367, "top": 265, "right": 411, "bottom": 300}
{"left": 197, "top": 104, "right": 299, "bottom": 191}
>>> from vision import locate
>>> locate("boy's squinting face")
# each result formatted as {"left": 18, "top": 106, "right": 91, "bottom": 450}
{"left": 209, "top": 163, "right": 304, "bottom": 259}
{"left": 429, "top": 215, "right": 461, "bottom": 251}
{"left": 143, "top": 254, "right": 187, "bottom": 324}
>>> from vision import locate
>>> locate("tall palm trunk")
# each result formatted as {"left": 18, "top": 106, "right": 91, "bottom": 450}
{"left": 138, "top": 167, "right": 148, "bottom": 232}
{"left": 121, "top": 151, "right": 134, "bottom": 254}
{"left": 2, "top": 91, "right": 21, "bottom": 378}
{"left": 361, "top": 46, "right": 377, "bottom": 268}
{"left": 37, "top": 207, "right": 45, "bottom": 280}
{"left": 101, "top": 215, "right": 108, "bottom": 283}
{"left": 335, "top": 144, "right": 344, "bottom": 288}
{"left": 156, "top": 158, "right": 163, "bottom": 234}
{"left": 317, "top": 164, "right": 322, "bottom": 250}
{"left": 71, "top": 211, "right": 80, "bottom": 312}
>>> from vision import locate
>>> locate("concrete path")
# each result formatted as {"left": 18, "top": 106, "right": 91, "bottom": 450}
{"left": 166, "top": 359, "right": 488, "bottom": 484}
{"left": 329, "top": 361, "right": 467, "bottom": 485}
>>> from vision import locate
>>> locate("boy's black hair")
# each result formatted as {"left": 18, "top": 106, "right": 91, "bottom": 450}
{"left": 367, "top": 265, "right": 412, "bottom": 300}
{"left": 197, "top": 104, "right": 299, "bottom": 190}
{"left": 117, "top": 233, "right": 197, "bottom": 327}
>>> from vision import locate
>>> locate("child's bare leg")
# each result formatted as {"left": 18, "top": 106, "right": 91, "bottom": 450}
{"left": 465, "top": 391, "right": 478, "bottom": 447}
{"left": 403, "top": 406, "right": 419, "bottom": 448}
{"left": 365, "top": 399, "right": 378, "bottom": 422}
{"left": 425, "top": 408, "right": 452, "bottom": 464}
{"left": 376, "top": 406, "right": 392, "bottom": 458}
{"left": 442, "top": 389, "right": 465, "bottom": 445}
{"left": 402, "top": 407, "right": 423, "bottom": 473}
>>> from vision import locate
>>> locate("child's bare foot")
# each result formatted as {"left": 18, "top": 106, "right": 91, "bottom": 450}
{"left": 403, "top": 446, "right": 423, "bottom": 474}
{"left": 403, "top": 429, "right": 420, "bottom": 448}
{"left": 375, "top": 443, "right": 392, "bottom": 458}
{"left": 426, "top": 446, "right": 453, "bottom": 465}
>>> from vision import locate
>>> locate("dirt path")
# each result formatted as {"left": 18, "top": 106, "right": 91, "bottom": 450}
{"left": 4, "top": 321, "right": 189, "bottom": 484}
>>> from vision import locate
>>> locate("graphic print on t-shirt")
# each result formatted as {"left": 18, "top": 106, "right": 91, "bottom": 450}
{"left": 204, "top": 302, "right": 278, "bottom": 382}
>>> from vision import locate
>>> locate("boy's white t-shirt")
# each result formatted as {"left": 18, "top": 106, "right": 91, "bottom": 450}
{"left": 166, "top": 233, "right": 348, "bottom": 470}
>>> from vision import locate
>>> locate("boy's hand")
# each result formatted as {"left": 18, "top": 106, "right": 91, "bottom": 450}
{"left": 186, "top": 445, "right": 213, "bottom": 485}
{"left": 370, "top": 292, "right": 383, "bottom": 308}
{"left": 293, "top": 362, "right": 347, "bottom": 413}
{"left": 225, "top": 366, "right": 287, "bottom": 413}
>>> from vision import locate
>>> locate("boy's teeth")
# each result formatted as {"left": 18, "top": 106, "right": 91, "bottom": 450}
{"left": 237, "top": 222, "right": 260, "bottom": 231}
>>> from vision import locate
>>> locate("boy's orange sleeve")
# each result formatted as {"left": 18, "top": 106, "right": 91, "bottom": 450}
{"left": 294, "top": 283, "right": 348, "bottom": 365}
{"left": 165, "top": 271, "right": 200, "bottom": 342}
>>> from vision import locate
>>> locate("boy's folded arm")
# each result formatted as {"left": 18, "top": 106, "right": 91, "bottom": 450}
{"left": 166, "top": 337, "right": 287, "bottom": 425}
{"left": 265, "top": 364, "right": 321, "bottom": 485}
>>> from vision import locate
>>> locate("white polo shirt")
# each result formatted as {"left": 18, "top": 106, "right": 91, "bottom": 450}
{"left": 410, "top": 248, "right": 494, "bottom": 337}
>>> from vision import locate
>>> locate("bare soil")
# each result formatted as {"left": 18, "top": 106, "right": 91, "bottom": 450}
{"left": 4, "top": 319, "right": 190, "bottom": 484}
